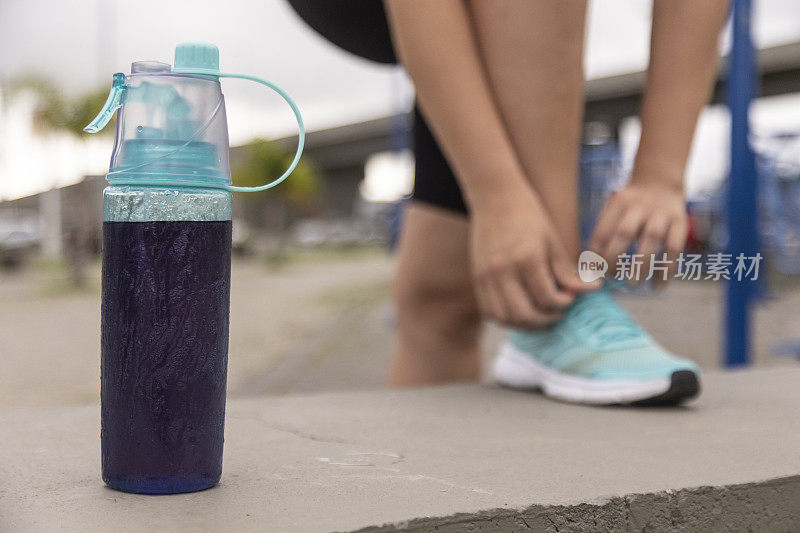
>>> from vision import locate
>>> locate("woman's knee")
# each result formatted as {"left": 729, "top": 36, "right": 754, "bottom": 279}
{"left": 392, "top": 203, "right": 480, "bottom": 337}
{"left": 393, "top": 267, "right": 480, "bottom": 338}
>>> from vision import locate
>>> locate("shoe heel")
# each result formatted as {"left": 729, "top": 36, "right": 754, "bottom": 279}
{"left": 491, "top": 343, "right": 542, "bottom": 389}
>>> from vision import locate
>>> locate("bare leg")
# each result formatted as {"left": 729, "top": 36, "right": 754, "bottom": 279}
{"left": 390, "top": 2, "right": 586, "bottom": 385}
{"left": 389, "top": 203, "right": 482, "bottom": 386}
{"left": 469, "top": 0, "right": 588, "bottom": 260}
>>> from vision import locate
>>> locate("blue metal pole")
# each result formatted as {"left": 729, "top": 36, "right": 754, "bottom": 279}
{"left": 725, "top": 0, "right": 759, "bottom": 367}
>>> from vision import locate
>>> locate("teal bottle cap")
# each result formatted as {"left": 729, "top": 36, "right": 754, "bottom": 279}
{"left": 174, "top": 41, "right": 220, "bottom": 75}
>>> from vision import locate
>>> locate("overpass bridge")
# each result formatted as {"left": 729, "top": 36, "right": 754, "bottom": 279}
{"left": 265, "top": 42, "right": 800, "bottom": 217}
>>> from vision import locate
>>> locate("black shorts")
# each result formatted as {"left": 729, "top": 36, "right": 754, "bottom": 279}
{"left": 287, "top": 0, "right": 469, "bottom": 215}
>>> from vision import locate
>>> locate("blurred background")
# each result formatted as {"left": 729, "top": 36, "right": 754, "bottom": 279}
{"left": 2, "top": 0, "right": 800, "bottom": 408}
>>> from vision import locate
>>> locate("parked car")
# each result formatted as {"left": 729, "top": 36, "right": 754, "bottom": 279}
{"left": 0, "top": 210, "right": 41, "bottom": 269}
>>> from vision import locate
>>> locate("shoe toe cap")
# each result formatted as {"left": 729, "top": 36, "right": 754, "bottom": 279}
{"left": 591, "top": 357, "right": 700, "bottom": 381}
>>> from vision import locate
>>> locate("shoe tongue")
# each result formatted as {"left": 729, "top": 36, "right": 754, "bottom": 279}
{"left": 568, "top": 289, "right": 613, "bottom": 316}
{"left": 568, "top": 290, "right": 644, "bottom": 346}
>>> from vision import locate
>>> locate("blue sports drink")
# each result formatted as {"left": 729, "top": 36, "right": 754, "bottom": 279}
{"left": 101, "top": 219, "right": 231, "bottom": 493}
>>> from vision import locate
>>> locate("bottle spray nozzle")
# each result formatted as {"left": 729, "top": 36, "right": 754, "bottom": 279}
{"left": 84, "top": 73, "right": 127, "bottom": 134}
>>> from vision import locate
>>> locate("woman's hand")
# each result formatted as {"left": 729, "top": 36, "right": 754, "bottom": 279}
{"left": 590, "top": 183, "right": 688, "bottom": 286}
{"left": 471, "top": 190, "right": 598, "bottom": 328}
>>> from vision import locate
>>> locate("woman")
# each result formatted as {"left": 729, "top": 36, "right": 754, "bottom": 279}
{"left": 288, "top": 0, "right": 728, "bottom": 405}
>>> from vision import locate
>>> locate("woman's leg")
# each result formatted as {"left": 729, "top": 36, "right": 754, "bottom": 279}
{"left": 468, "top": 0, "right": 588, "bottom": 260}
{"left": 390, "top": 2, "right": 586, "bottom": 386}
{"left": 389, "top": 202, "right": 483, "bottom": 386}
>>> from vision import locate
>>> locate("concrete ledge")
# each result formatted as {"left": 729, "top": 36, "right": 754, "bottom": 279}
{"left": 3, "top": 367, "right": 800, "bottom": 532}
{"left": 362, "top": 477, "right": 800, "bottom": 532}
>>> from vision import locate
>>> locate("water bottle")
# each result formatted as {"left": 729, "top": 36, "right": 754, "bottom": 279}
{"left": 85, "top": 42, "right": 304, "bottom": 494}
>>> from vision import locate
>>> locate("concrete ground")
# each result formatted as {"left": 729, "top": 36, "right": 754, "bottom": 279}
{"left": 3, "top": 367, "right": 800, "bottom": 532}
{"left": 1, "top": 251, "right": 800, "bottom": 407}
{"left": 3, "top": 252, "right": 800, "bottom": 531}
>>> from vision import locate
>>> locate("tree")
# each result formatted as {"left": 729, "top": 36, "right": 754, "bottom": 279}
{"left": 231, "top": 139, "right": 318, "bottom": 206}
{"left": 4, "top": 77, "right": 115, "bottom": 286}
{"left": 231, "top": 139, "right": 319, "bottom": 259}
{"left": 6, "top": 76, "right": 115, "bottom": 136}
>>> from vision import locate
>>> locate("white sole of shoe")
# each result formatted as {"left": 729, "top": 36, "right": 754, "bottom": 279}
{"left": 490, "top": 342, "right": 673, "bottom": 405}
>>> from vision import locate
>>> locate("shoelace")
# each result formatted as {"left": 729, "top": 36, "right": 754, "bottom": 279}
{"left": 565, "top": 291, "right": 643, "bottom": 346}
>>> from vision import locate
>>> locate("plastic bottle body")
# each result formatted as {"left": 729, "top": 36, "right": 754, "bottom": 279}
{"left": 101, "top": 185, "right": 232, "bottom": 494}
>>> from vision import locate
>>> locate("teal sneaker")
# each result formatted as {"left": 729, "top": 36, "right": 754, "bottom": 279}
{"left": 490, "top": 289, "right": 701, "bottom": 406}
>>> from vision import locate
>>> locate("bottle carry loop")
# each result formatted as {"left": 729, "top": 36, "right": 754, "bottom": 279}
{"left": 208, "top": 71, "right": 305, "bottom": 193}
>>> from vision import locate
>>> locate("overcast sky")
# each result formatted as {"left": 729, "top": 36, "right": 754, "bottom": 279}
{"left": 2, "top": 0, "right": 800, "bottom": 140}
{"left": 2, "top": 0, "right": 800, "bottom": 200}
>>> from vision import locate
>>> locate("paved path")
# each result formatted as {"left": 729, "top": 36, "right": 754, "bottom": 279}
{"left": 3, "top": 367, "right": 800, "bottom": 532}
{"left": 0, "top": 254, "right": 394, "bottom": 407}
{"left": 2, "top": 254, "right": 799, "bottom": 407}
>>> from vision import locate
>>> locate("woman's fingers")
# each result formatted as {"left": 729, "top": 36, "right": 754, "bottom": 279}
{"left": 550, "top": 239, "right": 600, "bottom": 293}
{"left": 496, "top": 269, "right": 562, "bottom": 328}
{"left": 658, "top": 217, "right": 689, "bottom": 288}
{"left": 519, "top": 259, "right": 574, "bottom": 311}
{"left": 589, "top": 197, "right": 623, "bottom": 255}
{"left": 476, "top": 255, "right": 569, "bottom": 328}
{"left": 494, "top": 270, "right": 536, "bottom": 325}
{"left": 601, "top": 208, "right": 645, "bottom": 273}
{"left": 588, "top": 186, "right": 688, "bottom": 288}
{"left": 634, "top": 215, "right": 670, "bottom": 284}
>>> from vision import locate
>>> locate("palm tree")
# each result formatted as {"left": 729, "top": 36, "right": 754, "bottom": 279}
{"left": 6, "top": 76, "right": 115, "bottom": 137}
{"left": 4, "top": 78, "right": 114, "bottom": 286}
